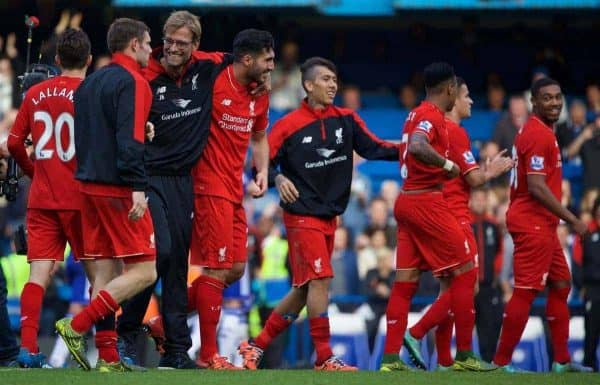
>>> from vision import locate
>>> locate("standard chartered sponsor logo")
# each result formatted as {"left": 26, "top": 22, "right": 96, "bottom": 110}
{"left": 218, "top": 113, "right": 253, "bottom": 132}
{"left": 305, "top": 155, "right": 348, "bottom": 169}
{"left": 161, "top": 106, "right": 203, "bottom": 121}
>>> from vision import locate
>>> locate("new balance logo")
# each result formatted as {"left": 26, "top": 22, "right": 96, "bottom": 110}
{"left": 302, "top": 136, "right": 313, "bottom": 143}
{"left": 316, "top": 148, "right": 335, "bottom": 158}
{"left": 172, "top": 99, "right": 192, "bottom": 109}
{"left": 221, "top": 99, "right": 232, "bottom": 106}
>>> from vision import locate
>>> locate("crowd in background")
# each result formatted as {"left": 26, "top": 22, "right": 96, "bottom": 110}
{"left": 0, "top": 8, "right": 599, "bottom": 368}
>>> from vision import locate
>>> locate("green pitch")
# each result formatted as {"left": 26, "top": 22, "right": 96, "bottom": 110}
{"left": 1, "top": 369, "right": 598, "bottom": 385}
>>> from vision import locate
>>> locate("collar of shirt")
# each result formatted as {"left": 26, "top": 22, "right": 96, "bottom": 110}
{"left": 531, "top": 115, "right": 553, "bottom": 131}
{"left": 300, "top": 98, "right": 335, "bottom": 119}
{"left": 111, "top": 52, "right": 142, "bottom": 73}
{"left": 421, "top": 100, "right": 444, "bottom": 116}
{"left": 226, "top": 65, "right": 253, "bottom": 95}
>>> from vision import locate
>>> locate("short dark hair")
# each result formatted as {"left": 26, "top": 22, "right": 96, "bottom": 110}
{"left": 423, "top": 62, "right": 455, "bottom": 90}
{"left": 300, "top": 56, "right": 337, "bottom": 93}
{"left": 107, "top": 18, "right": 150, "bottom": 54}
{"left": 456, "top": 76, "right": 466, "bottom": 89}
{"left": 531, "top": 77, "right": 561, "bottom": 97}
{"left": 57, "top": 29, "right": 91, "bottom": 70}
{"left": 232, "top": 29, "right": 274, "bottom": 62}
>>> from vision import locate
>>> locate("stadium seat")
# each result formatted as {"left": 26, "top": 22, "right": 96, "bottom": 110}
{"left": 568, "top": 316, "right": 585, "bottom": 364}
{"left": 328, "top": 313, "right": 371, "bottom": 370}
{"left": 512, "top": 316, "right": 549, "bottom": 372}
{"left": 359, "top": 108, "right": 407, "bottom": 140}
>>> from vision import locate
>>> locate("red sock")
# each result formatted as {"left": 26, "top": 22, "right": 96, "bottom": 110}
{"left": 95, "top": 330, "right": 120, "bottom": 363}
{"left": 310, "top": 316, "right": 333, "bottom": 365}
{"left": 254, "top": 312, "right": 292, "bottom": 350}
{"left": 493, "top": 287, "right": 536, "bottom": 366}
{"left": 71, "top": 290, "right": 119, "bottom": 334}
{"left": 435, "top": 313, "right": 454, "bottom": 366}
{"left": 383, "top": 281, "right": 418, "bottom": 354}
{"left": 20, "top": 282, "right": 45, "bottom": 353}
{"left": 410, "top": 290, "right": 451, "bottom": 339}
{"left": 546, "top": 286, "right": 571, "bottom": 364}
{"left": 196, "top": 275, "right": 225, "bottom": 362}
{"left": 450, "top": 268, "right": 477, "bottom": 352}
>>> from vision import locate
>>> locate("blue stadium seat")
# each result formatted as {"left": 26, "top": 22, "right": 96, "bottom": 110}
{"left": 359, "top": 108, "right": 407, "bottom": 140}
{"left": 328, "top": 313, "right": 370, "bottom": 370}
{"left": 462, "top": 111, "right": 502, "bottom": 143}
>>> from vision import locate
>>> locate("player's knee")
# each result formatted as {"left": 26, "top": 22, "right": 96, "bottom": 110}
{"left": 226, "top": 264, "right": 245, "bottom": 285}
{"left": 395, "top": 269, "right": 420, "bottom": 282}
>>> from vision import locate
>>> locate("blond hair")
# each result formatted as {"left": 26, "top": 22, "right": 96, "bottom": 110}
{"left": 163, "top": 11, "right": 201, "bottom": 42}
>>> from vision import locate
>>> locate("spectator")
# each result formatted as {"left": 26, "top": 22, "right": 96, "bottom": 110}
{"left": 566, "top": 115, "right": 600, "bottom": 191}
{"left": 341, "top": 84, "right": 361, "bottom": 111}
{"left": 269, "top": 41, "right": 304, "bottom": 112}
{"left": 580, "top": 189, "right": 600, "bottom": 224}
{"left": 379, "top": 179, "right": 400, "bottom": 215}
{"left": 398, "top": 84, "right": 418, "bottom": 110}
{"left": 586, "top": 84, "right": 600, "bottom": 122}
{"left": 557, "top": 99, "right": 588, "bottom": 157}
{"left": 492, "top": 95, "right": 528, "bottom": 152}
{"left": 364, "top": 197, "right": 396, "bottom": 249}
{"left": 580, "top": 197, "right": 600, "bottom": 371}
{"left": 363, "top": 247, "right": 395, "bottom": 349}
{"left": 0, "top": 56, "right": 16, "bottom": 116}
{"left": 330, "top": 226, "right": 359, "bottom": 296}
{"left": 355, "top": 233, "right": 376, "bottom": 281}
{"left": 470, "top": 187, "right": 505, "bottom": 362}
{"left": 341, "top": 153, "right": 371, "bottom": 238}
{"left": 487, "top": 83, "right": 506, "bottom": 112}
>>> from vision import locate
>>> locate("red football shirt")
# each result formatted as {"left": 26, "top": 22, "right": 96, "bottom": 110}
{"left": 507, "top": 115, "right": 562, "bottom": 233}
{"left": 193, "top": 65, "right": 269, "bottom": 203}
{"left": 400, "top": 101, "right": 450, "bottom": 190}
{"left": 9, "top": 75, "right": 82, "bottom": 210}
{"left": 444, "top": 118, "right": 479, "bottom": 224}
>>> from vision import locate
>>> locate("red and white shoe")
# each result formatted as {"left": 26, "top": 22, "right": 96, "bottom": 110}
{"left": 197, "top": 354, "right": 243, "bottom": 370}
{"left": 238, "top": 340, "right": 264, "bottom": 370}
{"left": 314, "top": 356, "right": 358, "bottom": 371}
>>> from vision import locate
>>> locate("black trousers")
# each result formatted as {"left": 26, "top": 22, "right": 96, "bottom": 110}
{"left": 117, "top": 175, "right": 194, "bottom": 354}
{"left": 584, "top": 298, "right": 600, "bottom": 370}
{"left": 474, "top": 285, "right": 504, "bottom": 362}
{"left": 0, "top": 263, "right": 18, "bottom": 361}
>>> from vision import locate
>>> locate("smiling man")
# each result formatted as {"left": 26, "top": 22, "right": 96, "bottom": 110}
{"left": 115, "top": 11, "right": 232, "bottom": 369}
{"left": 188, "top": 29, "right": 273, "bottom": 370}
{"left": 237, "top": 57, "right": 398, "bottom": 371}
{"left": 492, "top": 77, "right": 591, "bottom": 372}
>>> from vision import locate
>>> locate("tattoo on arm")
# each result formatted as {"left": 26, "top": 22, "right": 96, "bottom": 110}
{"left": 408, "top": 133, "right": 446, "bottom": 167}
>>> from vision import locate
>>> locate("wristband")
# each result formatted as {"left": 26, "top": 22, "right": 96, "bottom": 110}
{"left": 442, "top": 159, "right": 455, "bottom": 172}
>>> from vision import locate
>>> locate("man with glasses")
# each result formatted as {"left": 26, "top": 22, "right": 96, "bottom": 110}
{"left": 116, "top": 10, "right": 232, "bottom": 369}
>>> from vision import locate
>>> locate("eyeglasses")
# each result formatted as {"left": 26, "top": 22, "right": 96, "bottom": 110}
{"left": 163, "top": 37, "right": 193, "bottom": 48}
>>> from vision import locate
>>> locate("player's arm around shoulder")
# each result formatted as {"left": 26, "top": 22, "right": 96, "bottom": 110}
{"left": 350, "top": 111, "right": 399, "bottom": 161}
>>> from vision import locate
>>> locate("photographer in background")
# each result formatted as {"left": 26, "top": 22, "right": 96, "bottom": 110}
{"left": 565, "top": 114, "right": 600, "bottom": 191}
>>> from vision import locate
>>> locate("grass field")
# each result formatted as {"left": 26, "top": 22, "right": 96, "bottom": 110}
{"left": 1, "top": 368, "right": 598, "bottom": 385}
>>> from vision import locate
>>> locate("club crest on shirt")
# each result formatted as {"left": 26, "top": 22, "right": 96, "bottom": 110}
{"left": 530, "top": 155, "right": 545, "bottom": 171}
{"left": 249, "top": 100, "right": 256, "bottom": 116}
{"left": 335, "top": 127, "right": 343, "bottom": 144}
{"left": 463, "top": 151, "right": 476, "bottom": 165}
{"left": 416, "top": 120, "right": 432, "bottom": 133}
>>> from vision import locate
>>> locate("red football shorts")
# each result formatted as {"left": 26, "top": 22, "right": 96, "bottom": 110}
{"left": 190, "top": 195, "right": 247, "bottom": 269}
{"left": 394, "top": 191, "right": 471, "bottom": 276}
{"left": 511, "top": 230, "right": 571, "bottom": 291}
{"left": 284, "top": 212, "right": 337, "bottom": 287}
{"left": 80, "top": 193, "right": 155, "bottom": 263}
{"left": 26, "top": 209, "right": 84, "bottom": 263}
